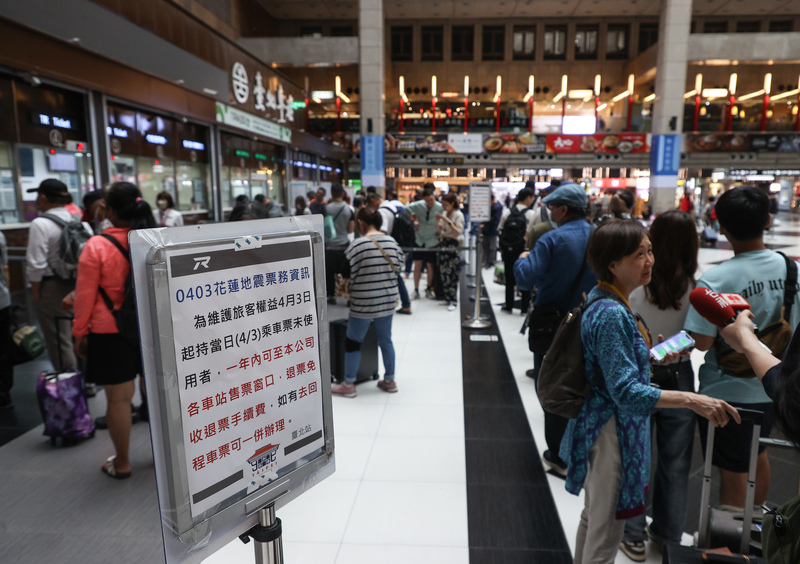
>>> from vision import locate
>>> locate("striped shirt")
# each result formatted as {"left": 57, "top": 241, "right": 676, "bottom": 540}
{"left": 345, "top": 234, "right": 404, "bottom": 319}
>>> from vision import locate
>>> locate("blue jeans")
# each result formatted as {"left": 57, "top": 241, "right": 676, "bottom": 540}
{"left": 345, "top": 314, "right": 395, "bottom": 383}
{"left": 397, "top": 273, "right": 410, "bottom": 309}
{"left": 624, "top": 360, "right": 696, "bottom": 544}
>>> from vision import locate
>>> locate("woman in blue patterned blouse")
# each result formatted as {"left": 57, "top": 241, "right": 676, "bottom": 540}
{"left": 561, "top": 219, "right": 740, "bottom": 564}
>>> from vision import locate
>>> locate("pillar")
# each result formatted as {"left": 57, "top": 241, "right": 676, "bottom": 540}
{"left": 648, "top": 0, "right": 692, "bottom": 215}
{"left": 358, "top": 0, "right": 385, "bottom": 191}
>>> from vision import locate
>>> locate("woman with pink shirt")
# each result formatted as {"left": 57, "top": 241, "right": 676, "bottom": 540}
{"left": 72, "top": 182, "right": 156, "bottom": 479}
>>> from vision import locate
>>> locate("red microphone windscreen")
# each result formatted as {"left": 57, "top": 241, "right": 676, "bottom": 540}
{"left": 689, "top": 287, "right": 737, "bottom": 327}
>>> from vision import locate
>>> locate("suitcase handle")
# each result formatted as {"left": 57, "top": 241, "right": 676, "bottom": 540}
{"left": 735, "top": 407, "right": 764, "bottom": 426}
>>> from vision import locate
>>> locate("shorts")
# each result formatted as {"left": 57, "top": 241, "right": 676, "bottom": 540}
{"left": 697, "top": 400, "right": 774, "bottom": 473}
{"left": 413, "top": 248, "right": 437, "bottom": 265}
{"left": 86, "top": 332, "right": 141, "bottom": 386}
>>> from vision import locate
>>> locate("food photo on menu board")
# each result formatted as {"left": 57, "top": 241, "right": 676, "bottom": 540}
{"left": 544, "top": 133, "right": 649, "bottom": 153}
{"left": 682, "top": 132, "right": 800, "bottom": 153}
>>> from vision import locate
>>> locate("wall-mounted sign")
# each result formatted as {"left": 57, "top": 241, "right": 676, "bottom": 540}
{"left": 182, "top": 140, "right": 205, "bottom": 151}
{"left": 146, "top": 134, "right": 168, "bottom": 145}
{"left": 107, "top": 126, "right": 130, "bottom": 138}
{"left": 35, "top": 113, "right": 74, "bottom": 130}
{"left": 216, "top": 103, "right": 292, "bottom": 144}
{"left": 230, "top": 62, "right": 296, "bottom": 124}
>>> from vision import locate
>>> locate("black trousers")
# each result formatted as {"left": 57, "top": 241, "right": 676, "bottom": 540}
{"left": 501, "top": 249, "right": 529, "bottom": 312}
{"left": 325, "top": 247, "right": 348, "bottom": 297}
{"left": 0, "top": 306, "right": 13, "bottom": 403}
{"left": 532, "top": 351, "right": 569, "bottom": 457}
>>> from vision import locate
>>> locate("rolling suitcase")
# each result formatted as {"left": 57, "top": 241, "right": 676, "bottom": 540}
{"left": 35, "top": 316, "right": 95, "bottom": 447}
{"left": 329, "top": 318, "right": 379, "bottom": 384}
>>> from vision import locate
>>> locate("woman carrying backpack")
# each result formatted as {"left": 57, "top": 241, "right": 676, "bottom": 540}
{"left": 561, "top": 219, "right": 740, "bottom": 564}
{"left": 72, "top": 182, "right": 156, "bottom": 479}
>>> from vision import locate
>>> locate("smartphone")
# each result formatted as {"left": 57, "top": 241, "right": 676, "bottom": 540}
{"left": 650, "top": 331, "right": 695, "bottom": 362}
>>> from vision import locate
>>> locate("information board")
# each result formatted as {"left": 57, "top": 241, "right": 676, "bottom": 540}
{"left": 166, "top": 235, "right": 324, "bottom": 516}
{"left": 469, "top": 182, "right": 492, "bottom": 223}
{"left": 129, "top": 216, "right": 335, "bottom": 564}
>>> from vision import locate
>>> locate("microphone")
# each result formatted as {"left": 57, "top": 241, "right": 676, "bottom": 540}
{"left": 689, "top": 287, "right": 739, "bottom": 327}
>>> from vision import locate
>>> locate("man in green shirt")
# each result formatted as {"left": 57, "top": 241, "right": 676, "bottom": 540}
{"left": 404, "top": 185, "right": 443, "bottom": 299}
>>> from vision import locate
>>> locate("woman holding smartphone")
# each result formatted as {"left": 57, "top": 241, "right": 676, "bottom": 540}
{"left": 561, "top": 219, "right": 739, "bottom": 564}
{"left": 620, "top": 211, "right": 700, "bottom": 560}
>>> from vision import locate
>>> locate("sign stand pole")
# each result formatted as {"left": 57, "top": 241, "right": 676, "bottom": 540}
{"left": 463, "top": 231, "right": 491, "bottom": 329}
{"left": 239, "top": 504, "right": 284, "bottom": 564}
{"left": 467, "top": 232, "right": 477, "bottom": 288}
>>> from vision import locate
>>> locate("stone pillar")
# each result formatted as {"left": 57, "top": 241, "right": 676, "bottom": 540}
{"left": 648, "top": 0, "right": 692, "bottom": 214}
{"left": 358, "top": 0, "right": 385, "bottom": 191}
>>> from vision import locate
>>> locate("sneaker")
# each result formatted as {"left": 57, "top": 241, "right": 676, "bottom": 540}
{"left": 542, "top": 450, "right": 568, "bottom": 478}
{"left": 425, "top": 288, "right": 435, "bottom": 299}
{"left": 412, "top": 289, "right": 421, "bottom": 300}
{"left": 377, "top": 380, "right": 398, "bottom": 393}
{"left": 619, "top": 540, "right": 646, "bottom": 562}
{"left": 447, "top": 302, "right": 457, "bottom": 311}
{"left": 396, "top": 307, "right": 412, "bottom": 315}
{"left": 331, "top": 381, "right": 357, "bottom": 398}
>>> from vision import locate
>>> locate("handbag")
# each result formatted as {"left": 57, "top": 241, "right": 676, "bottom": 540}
{"left": 12, "top": 324, "right": 47, "bottom": 364}
{"left": 715, "top": 252, "right": 797, "bottom": 378}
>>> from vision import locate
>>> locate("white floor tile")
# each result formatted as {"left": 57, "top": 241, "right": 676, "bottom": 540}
{"left": 344, "top": 481, "right": 468, "bottom": 547}
{"left": 336, "top": 543, "right": 469, "bottom": 564}
{"left": 329, "top": 435, "right": 375, "bottom": 481}
{"left": 277, "top": 478, "right": 361, "bottom": 543}
{"left": 363, "top": 436, "right": 466, "bottom": 483}
{"left": 377, "top": 404, "right": 464, "bottom": 439}
{"left": 386, "top": 377, "right": 464, "bottom": 407}
{"left": 330, "top": 401, "right": 386, "bottom": 437}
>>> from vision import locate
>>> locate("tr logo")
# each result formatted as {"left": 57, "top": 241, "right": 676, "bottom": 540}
{"left": 193, "top": 256, "right": 211, "bottom": 270}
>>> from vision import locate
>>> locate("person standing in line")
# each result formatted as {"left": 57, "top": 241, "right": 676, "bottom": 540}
{"left": 72, "top": 182, "right": 157, "bottom": 479}
{"left": 153, "top": 191, "right": 184, "bottom": 227}
{"left": 684, "top": 186, "right": 800, "bottom": 518}
{"left": 620, "top": 211, "right": 700, "bottom": 561}
{"left": 498, "top": 186, "right": 536, "bottom": 313}
{"left": 436, "top": 192, "right": 465, "bottom": 311}
{"left": 404, "top": 184, "right": 443, "bottom": 300}
{"left": 0, "top": 230, "right": 13, "bottom": 409}
{"left": 372, "top": 192, "right": 412, "bottom": 315}
{"left": 331, "top": 207, "right": 403, "bottom": 398}
{"left": 26, "top": 179, "right": 90, "bottom": 372}
{"left": 292, "top": 195, "right": 312, "bottom": 216}
{"left": 481, "top": 194, "right": 503, "bottom": 269}
{"left": 325, "top": 185, "right": 355, "bottom": 305}
{"left": 563, "top": 220, "right": 739, "bottom": 564}
{"left": 514, "top": 183, "right": 596, "bottom": 475}
{"left": 309, "top": 187, "right": 327, "bottom": 215}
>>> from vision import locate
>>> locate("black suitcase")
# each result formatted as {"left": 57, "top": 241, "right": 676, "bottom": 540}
{"left": 663, "top": 545, "right": 764, "bottom": 563}
{"left": 329, "top": 318, "right": 379, "bottom": 384}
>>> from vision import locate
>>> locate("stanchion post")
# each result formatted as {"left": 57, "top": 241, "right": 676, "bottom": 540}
{"left": 240, "top": 504, "right": 284, "bottom": 564}
{"left": 463, "top": 231, "right": 491, "bottom": 328}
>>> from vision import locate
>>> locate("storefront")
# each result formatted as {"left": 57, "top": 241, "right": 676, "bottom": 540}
{"left": 219, "top": 132, "right": 285, "bottom": 210}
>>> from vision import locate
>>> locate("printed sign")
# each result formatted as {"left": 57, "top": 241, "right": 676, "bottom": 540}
{"left": 216, "top": 103, "right": 292, "bottom": 144}
{"left": 683, "top": 133, "right": 800, "bottom": 153}
{"left": 469, "top": 182, "right": 492, "bottom": 223}
{"left": 361, "top": 135, "right": 385, "bottom": 188}
{"left": 545, "top": 133, "right": 649, "bottom": 154}
{"left": 166, "top": 235, "right": 324, "bottom": 516}
{"left": 651, "top": 134, "right": 682, "bottom": 176}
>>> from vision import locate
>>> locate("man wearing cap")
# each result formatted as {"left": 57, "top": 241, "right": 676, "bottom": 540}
{"left": 25, "top": 179, "right": 88, "bottom": 371}
{"left": 514, "top": 182, "right": 597, "bottom": 477}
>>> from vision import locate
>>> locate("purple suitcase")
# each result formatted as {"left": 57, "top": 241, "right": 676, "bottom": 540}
{"left": 36, "top": 370, "right": 95, "bottom": 446}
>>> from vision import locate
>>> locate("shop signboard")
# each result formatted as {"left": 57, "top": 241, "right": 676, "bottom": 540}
{"left": 384, "top": 133, "right": 545, "bottom": 154}
{"left": 130, "top": 217, "right": 334, "bottom": 563}
{"left": 216, "top": 102, "right": 292, "bottom": 144}
{"left": 361, "top": 135, "right": 385, "bottom": 188}
{"left": 683, "top": 133, "right": 800, "bottom": 153}
{"left": 545, "top": 133, "right": 649, "bottom": 154}
{"left": 651, "top": 134, "right": 682, "bottom": 177}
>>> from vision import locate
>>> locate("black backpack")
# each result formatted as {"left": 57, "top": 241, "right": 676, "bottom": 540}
{"left": 391, "top": 209, "right": 416, "bottom": 249}
{"left": 41, "top": 213, "right": 91, "bottom": 283}
{"left": 96, "top": 234, "right": 140, "bottom": 344}
{"left": 499, "top": 206, "right": 528, "bottom": 253}
{"left": 537, "top": 295, "right": 624, "bottom": 418}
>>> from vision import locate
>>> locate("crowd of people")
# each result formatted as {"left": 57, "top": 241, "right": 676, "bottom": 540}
{"left": 3, "top": 175, "right": 799, "bottom": 563}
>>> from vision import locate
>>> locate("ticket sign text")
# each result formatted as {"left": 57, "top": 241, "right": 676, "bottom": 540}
{"left": 166, "top": 235, "right": 324, "bottom": 516}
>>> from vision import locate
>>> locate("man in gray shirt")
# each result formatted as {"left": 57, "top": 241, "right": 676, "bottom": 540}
{"left": 404, "top": 184, "right": 443, "bottom": 299}
{"left": 326, "top": 184, "right": 355, "bottom": 304}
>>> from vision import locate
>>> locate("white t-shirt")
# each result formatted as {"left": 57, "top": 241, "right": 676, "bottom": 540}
{"left": 630, "top": 284, "right": 692, "bottom": 364}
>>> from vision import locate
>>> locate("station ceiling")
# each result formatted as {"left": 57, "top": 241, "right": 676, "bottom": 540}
{"left": 256, "top": 0, "right": 800, "bottom": 21}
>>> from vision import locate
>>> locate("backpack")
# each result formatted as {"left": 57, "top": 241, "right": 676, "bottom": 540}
{"left": 762, "top": 495, "right": 800, "bottom": 564}
{"left": 96, "top": 234, "right": 140, "bottom": 344}
{"left": 499, "top": 206, "right": 528, "bottom": 253}
{"left": 41, "top": 213, "right": 91, "bottom": 283}
{"left": 537, "top": 295, "right": 624, "bottom": 419}
{"left": 391, "top": 209, "right": 416, "bottom": 248}
{"left": 324, "top": 204, "right": 347, "bottom": 243}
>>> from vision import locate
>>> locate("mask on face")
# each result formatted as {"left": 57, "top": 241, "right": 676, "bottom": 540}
{"left": 157, "top": 200, "right": 168, "bottom": 210}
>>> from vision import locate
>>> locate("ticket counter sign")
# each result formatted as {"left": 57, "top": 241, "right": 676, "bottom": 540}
{"left": 166, "top": 235, "right": 324, "bottom": 516}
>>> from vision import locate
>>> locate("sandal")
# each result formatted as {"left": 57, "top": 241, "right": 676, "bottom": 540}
{"left": 101, "top": 456, "right": 132, "bottom": 480}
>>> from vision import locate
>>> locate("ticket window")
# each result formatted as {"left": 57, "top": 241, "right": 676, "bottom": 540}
{"left": 227, "top": 167, "right": 251, "bottom": 207}
{"left": 0, "top": 142, "right": 17, "bottom": 223}
{"left": 138, "top": 157, "right": 176, "bottom": 208}
{"left": 110, "top": 155, "right": 137, "bottom": 184}
{"left": 18, "top": 145, "right": 94, "bottom": 221}
{"left": 176, "top": 162, "right": 211, "bottom": 211}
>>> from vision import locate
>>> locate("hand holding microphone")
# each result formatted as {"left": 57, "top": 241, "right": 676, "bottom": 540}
{"left": 688, "top": 287, "right": 744, "bottom": 327}
{"left": 719, "top": 310, "right": 758, "bottom": 354}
